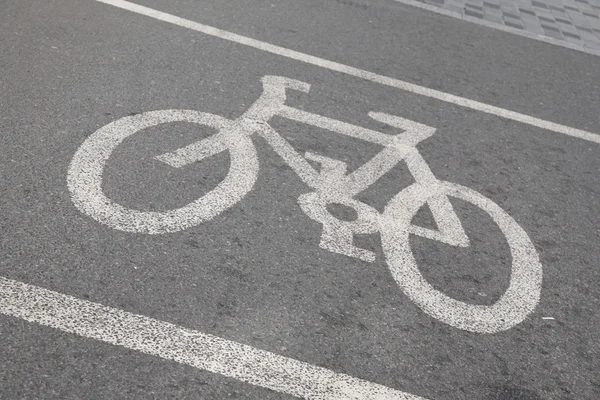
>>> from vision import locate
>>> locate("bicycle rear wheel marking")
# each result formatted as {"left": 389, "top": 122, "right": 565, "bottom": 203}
{"left": 67, "top": 110, "right": 258, "bottom": 234}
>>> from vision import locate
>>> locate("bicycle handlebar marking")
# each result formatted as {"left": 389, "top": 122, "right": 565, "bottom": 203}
{"left": 67, "top": 76, "right": 542, "bottom": 334}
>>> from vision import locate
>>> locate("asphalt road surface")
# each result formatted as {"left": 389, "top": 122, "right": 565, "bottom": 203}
{"left": 1, "top": 0, "right": 599, "bottom": 399}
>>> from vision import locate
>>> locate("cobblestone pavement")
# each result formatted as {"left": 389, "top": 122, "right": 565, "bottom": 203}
{"left": 408, "top": 0, "right": 600, "bottom": 53}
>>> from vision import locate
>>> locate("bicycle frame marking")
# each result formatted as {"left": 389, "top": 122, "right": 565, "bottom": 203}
{"left": 67, "top": 76, "right": 543, "bottom": 334}
{"left": 71, "top": 76, "right": 467, "bottom": 261}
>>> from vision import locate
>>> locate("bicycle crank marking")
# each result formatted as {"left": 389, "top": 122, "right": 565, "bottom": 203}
{"left": 67, "top": 76, "right": 543, "bottom": 333}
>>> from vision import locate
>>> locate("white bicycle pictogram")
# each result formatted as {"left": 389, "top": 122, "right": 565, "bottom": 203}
{"left": 68, "top": 76, "right": 542, "bottom": 334}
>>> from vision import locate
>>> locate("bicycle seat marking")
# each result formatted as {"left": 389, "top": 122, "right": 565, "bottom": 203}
{"left": 68, "top": 76, "right": 543, "bottom": 334}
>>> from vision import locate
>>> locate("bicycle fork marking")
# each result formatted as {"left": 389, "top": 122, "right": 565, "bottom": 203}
{"left": 67, "top": 76, "right": 543, "bottom": 333}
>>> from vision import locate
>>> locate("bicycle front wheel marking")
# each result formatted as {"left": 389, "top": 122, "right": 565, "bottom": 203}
{"left": 381, "top": 181, "right": 543, "bottom": 334}
{"left": 67, "top": 110, "right": 259, "bottom": 234}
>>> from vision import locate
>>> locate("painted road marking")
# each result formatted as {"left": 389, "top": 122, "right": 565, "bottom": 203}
{"left": 0, "top": 277, "right": 427, "bottom": 400}
{"left": 68, "top": 76, "right": 543, "bottom": 334}
{"left": 2, "top": 1, "right": 577, "bottom": 397}
{"left": 96, "top": 0, "right": 600, "bottom": 145}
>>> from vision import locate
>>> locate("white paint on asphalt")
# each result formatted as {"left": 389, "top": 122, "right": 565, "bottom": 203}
{"left": 381, "top": 180, "right": 542, "bottom": 333}
{"left": 68, "top": 110, "right": 258, "bottom": 234}
{"left": 68, "top": 76, "right": 543, "bottom": 334}
{"left": 0, "top": 276, "right": 427, "bottom": 400}
{"left": 2, "top": 2, "right": 555, "bottom": 395}
{"left": 96, "top": 0, "right": 600, "bottom": 145}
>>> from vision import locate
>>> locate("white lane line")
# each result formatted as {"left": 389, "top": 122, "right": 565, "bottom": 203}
{"left": 96, "top": 0, "right": 600, "bottom": 145}
{"left": 0, "top": 276, "right": 427, "bottom": 400}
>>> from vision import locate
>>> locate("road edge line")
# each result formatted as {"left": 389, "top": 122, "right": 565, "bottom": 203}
{"left": 95, "top": 0, "right": 600, "bottom": 145}
{"left": 0, "top": 276, "right": 427, "bottom": 400}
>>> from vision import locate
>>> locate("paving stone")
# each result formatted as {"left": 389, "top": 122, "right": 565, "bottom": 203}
{"left": 485, "top": 7, "right": 504, "bottom": 16}
{"left": 544, "top": 26, "right": 566, "bottom": 37}
{"left": 403, "top": 0, "right": 600, "bottom": 51}
{"left": 485, "top": 13, "right": 506, "bottom": 22}
{"left": 578, "top": 27, "right": 600, "bottom": 39}
{"left": 500, "top": 2, "right": 520, "bottom": 11}
{"left": 465, "top": 8, "right": 485, "bottom": 17}
{"left": 559, "top": 19, "right": 580, "bottom": 29}
{"left": 506, "top": 20, "right": 526, "bottom": 27}
{"left": 519, "top": 7, "right": 537, "bottom": 15}
{"left": 585, "top": 39, "right": 600, "bottom": 48}
{"left": 560, "top": 27, "right": 582, "bottom": 38}
{"left": 555, "top": 16, "right": 574, "bottom": 23}
{"left": 523, "top": 19, "right": 546, "bottom": 32}
{"left": 466, "top": 3, "right": 484, "bottom": 10}
{"left": 532, "top": 0, "right": 550, "bottom": 8}
{"left": 483, "top": 1, "right": 502, "bottom": 8}
{"left": 446, "top": 5, "right": 465, "bottom": 14}
{"left": 549, "top": 5, "right": 568, "bottom": 11}
{"left": 536, "top": 8, "right": 559, "bottom": 18}
{"left": 569, "top": 10, "right": 594, "bottom": 24}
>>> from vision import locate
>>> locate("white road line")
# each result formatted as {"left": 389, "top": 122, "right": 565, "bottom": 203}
{"left": 0, "top": 276, "right": 427, "bottom": 400}
{"left": 96, "top": 0, "right": 600, "bottom": 145}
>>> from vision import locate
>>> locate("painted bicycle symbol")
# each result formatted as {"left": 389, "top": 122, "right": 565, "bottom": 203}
{"left": 68, "top": 76, "right": 542, "bottom": 333}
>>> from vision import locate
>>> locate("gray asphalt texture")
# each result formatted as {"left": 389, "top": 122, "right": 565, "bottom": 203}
{"left": 1, "top": 0, "right": 599, "bottom": 399}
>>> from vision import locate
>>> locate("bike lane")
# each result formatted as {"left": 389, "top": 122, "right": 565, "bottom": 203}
{"left": 1, "top": 0, "right": 599, "bottom": 399}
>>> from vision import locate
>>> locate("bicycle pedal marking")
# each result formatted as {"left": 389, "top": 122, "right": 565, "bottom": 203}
{"left": 67, "top": 76, "right": 543, "bottom": 334}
